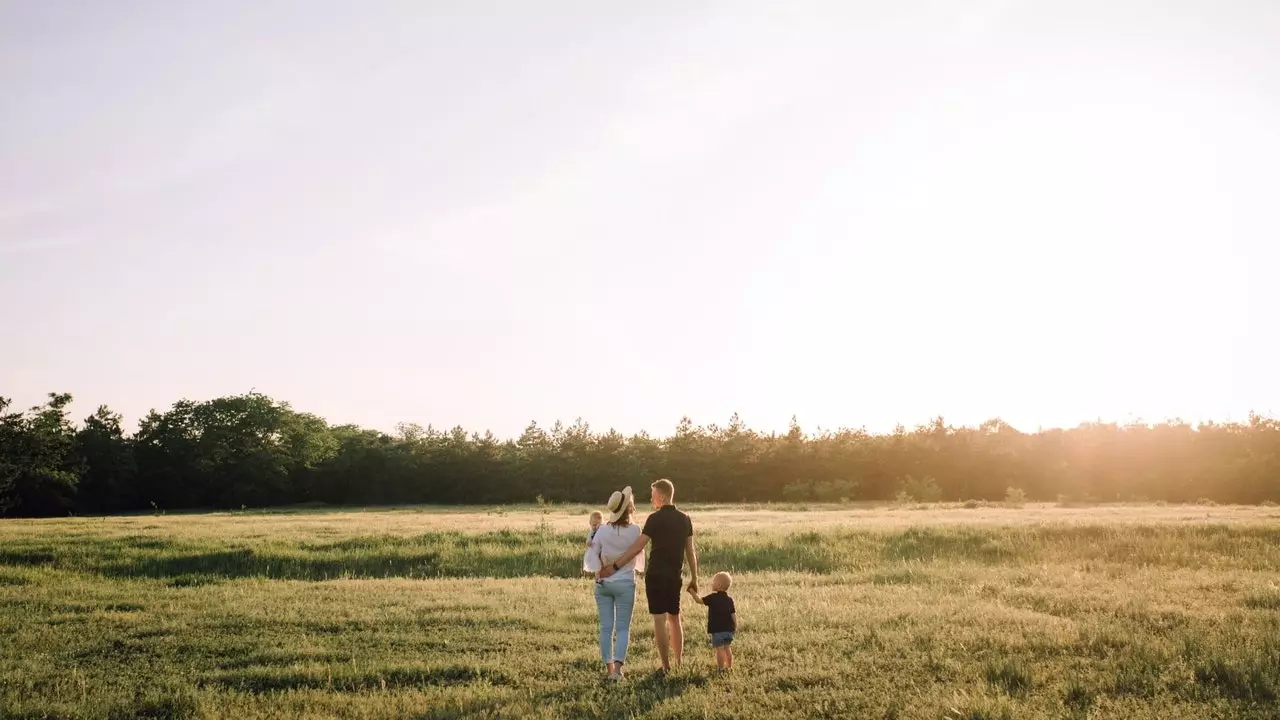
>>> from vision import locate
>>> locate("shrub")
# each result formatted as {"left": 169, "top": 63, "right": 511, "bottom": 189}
{"left": 897, "top": 475, "right": 942, "bottom": 503}
{"left": 813, "top": 479, "right": 858, "bottom": 502}
{"left": 1004, "top": 487, "right": 1027, "bottom": 506}
{"left": 782, "top": 481, "right": 811, "bottom": 502}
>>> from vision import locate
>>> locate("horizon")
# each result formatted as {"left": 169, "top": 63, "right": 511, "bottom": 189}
{"left": 4, "top": 1, "right": 1278, "bottom": 441}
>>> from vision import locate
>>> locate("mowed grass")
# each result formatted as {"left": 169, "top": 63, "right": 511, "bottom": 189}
{"left": 3, "top": 505, "right": 1280, "bottom": 719}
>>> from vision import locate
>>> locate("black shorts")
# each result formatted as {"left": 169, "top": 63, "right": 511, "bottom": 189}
{"left": 646, "top": 574, "right": 682, "bottom": 615}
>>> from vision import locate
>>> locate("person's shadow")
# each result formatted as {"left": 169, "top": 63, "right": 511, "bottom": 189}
{"left": 534, "top": 667, "right": 711, "bottom": 719}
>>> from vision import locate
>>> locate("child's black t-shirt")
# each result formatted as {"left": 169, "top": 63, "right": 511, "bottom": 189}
{"left": 701, "top": 591, "right": 736, "bottom": 633}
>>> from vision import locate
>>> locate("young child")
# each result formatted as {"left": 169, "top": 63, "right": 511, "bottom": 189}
{"left": 688, "top": 571, "right": 736, "bottom": 672}
{"left": 582, "top": 511, "right": 603, "bottom": 574}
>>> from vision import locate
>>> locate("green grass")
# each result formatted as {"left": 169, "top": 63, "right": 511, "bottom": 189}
{"left": 2, "top": 505, "right": 1280, "bottom": 718}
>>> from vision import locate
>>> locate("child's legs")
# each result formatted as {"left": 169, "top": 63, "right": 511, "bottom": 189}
{"left": 612, "top": 580, "right": 636, "bottom": 665}
{"left": 594, "top": 583, "right": 615, "bottom": 666}
{"left": 710, "top": 633, "right": 733, "bottom": 668}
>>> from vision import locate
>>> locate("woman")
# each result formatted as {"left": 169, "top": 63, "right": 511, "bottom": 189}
{"left": 588, "top": 486, "right": 644, "bottom": 681}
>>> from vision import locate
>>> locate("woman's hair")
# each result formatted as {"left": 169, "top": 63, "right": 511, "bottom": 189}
{"left": 610, "top": 500, "right": 635, "bottom": 527}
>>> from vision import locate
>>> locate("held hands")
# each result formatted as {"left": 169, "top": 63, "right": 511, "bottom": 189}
{"left": 685, "top": 585, "right": 702, "bottom": 605}
{"left": 686, "top": 579, "right": 698, "bottom": 595}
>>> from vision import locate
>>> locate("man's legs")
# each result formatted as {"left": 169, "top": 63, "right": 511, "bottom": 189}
{"left": 646, "top": 575, "right": 682, "bottom": 672}
{"left": 667, "top": 613, "right": 684, "bottom": 667}
{"left": 651, "top": 614, "right": 671, "bottom": 670}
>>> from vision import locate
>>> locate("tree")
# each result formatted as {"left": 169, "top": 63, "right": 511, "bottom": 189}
{"left": 0, "top": 394, "right": 81, "bottom": 516}
{"left": 134, "top": 393, "right": 331, "bottom": 509}
{"left": 5, "top": 388, "right": 1280, "bottom": 514}
{"left": 0, "top": 397, "right": 25, "bottom": 515}
{"left": 74, "top": 405, "right": 136, "bottom": 513}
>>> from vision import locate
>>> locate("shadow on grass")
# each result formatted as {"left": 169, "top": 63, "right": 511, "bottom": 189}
{"left": 535, "top": 669, "right": 710, "bottom": 720}
{"left": 0, "top": 530, "right": 894, "bottom": 581}
{"left": 414, "top": 698, "right": 509, "bottom": 720}
{"left": 883, "top": 528, "right": 1030, "bottom": 564}
{"left": 216, "top": 650, "right": 351, "bottom": 670}
{"left": 203, "top": 664, "right": 512, "bottom": 693}
{"left": 1194, "top": 656, "right": 1279, "bottom": 704}
{"left": 106, "top": 688, "right": 201, "bottom": 720}
{"left": 8, "top": 525, "right": 1280, "bottom": 582}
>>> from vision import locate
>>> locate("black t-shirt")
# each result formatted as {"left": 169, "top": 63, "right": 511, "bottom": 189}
{"left": 641, "top": 505, "right": 693, "bottom": 579}
{"left": 702, "top": 592, "right": 736, "bottom": 633}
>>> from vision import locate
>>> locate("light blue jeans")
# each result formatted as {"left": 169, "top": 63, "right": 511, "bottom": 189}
{"left": 594, "top": 578, "right": 636, "bottom": 665}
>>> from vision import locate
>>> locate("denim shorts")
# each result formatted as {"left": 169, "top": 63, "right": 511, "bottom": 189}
{"left": 710, "top": 631, "right": 735, "bottom": 648}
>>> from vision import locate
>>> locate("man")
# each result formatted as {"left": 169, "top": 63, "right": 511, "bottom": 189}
{"left": 597, "top": 478, "right": 697, "bottom": 672}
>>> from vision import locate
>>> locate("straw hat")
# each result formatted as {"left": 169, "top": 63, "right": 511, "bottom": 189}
{"left": 605, "top": 486, "right": 634, "bottom": 523}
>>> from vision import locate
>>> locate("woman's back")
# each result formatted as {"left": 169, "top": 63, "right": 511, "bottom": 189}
{"left": 591, "top": 522, "right": 643, "bottom": 581}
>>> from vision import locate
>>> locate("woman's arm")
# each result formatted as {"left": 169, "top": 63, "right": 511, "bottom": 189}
{"left": 596, "top": 534, "right": 649, "bottom": 579}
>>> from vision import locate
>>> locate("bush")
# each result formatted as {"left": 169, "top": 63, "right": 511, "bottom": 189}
{"left": 897, "top": 475, "right": 942, "bottom": 503}
{"left": 813, "top": 479, "right": 857, "bottom": 503}
{"left": 782, "top": 481, "right": 811, "bottom": 502}
{"left": 1057, "top": 494, "right": 1098, "bottom": 508}
{"left": 1004, "top": 487, "right": 1027, "bottom": 506}
{"left": 783, "top": 479, "right": 857, "bottom": 503}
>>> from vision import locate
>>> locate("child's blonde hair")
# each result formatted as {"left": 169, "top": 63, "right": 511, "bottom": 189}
{"left": 712, "top": 571, "right": 732, "bottom": 592}
{"left": 589, "top": 511, "right": 603, "bottom": 524}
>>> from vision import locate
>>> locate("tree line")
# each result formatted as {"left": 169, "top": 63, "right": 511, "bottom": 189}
{"left": 1, "top": 391, "right": 1278, "bottom": 517}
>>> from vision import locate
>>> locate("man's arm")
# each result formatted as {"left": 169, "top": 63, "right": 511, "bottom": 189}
{"left": 684, "top": 535, "right": 699, "bottom": 593}
{"left": 596, "top": 534, "right": 649, "bottom": 579}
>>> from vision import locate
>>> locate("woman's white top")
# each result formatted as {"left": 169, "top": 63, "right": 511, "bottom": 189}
{"left": 588, "top": 522, "right": 644, "bottom": 583}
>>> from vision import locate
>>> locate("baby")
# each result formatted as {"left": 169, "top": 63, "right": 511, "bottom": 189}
{"left": 582, "top": 511, "right": 603, "bottom": 574}
{"left": 688, "top": 571, "right": 737, "bottom": 672}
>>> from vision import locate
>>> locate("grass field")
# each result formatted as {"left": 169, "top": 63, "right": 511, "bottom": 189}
{"left": 3, "top": 502, "right": 1280, "bottom": 719}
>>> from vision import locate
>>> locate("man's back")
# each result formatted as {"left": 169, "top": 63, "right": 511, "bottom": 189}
{"left": 642, "top": 505, "right": 693, "bottom": 578}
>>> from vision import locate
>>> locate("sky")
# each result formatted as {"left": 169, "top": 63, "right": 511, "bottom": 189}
{"left": 2, "top": 0, "right": 1278, "bottom": 438}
